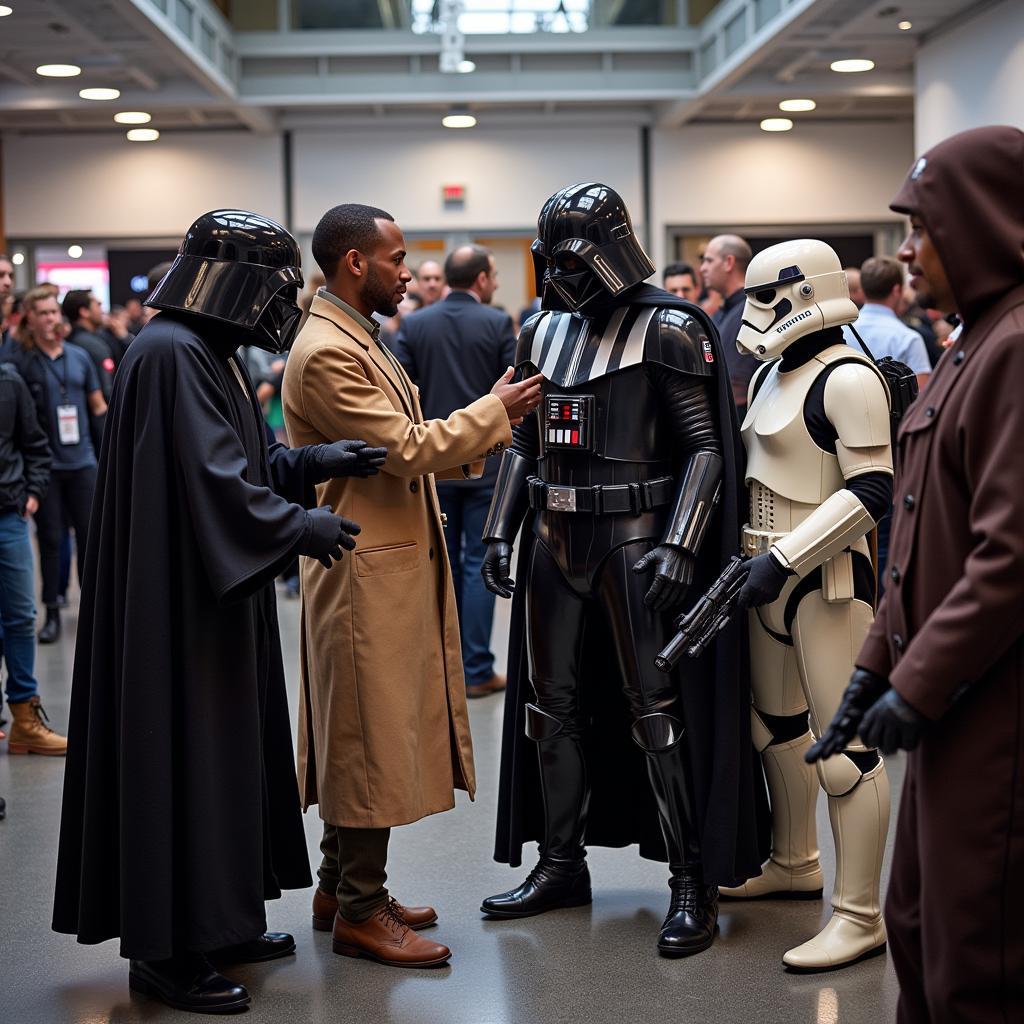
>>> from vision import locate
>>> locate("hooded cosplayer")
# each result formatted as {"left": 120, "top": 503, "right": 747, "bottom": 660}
{"left": 719, "top": 238, "right": 895, "bottom": 973}
{"left": 52, "top": 211, "right": 383, "bottom": 1014}
{"left": 480, "top": 183, "right": 766, "bottom": 956}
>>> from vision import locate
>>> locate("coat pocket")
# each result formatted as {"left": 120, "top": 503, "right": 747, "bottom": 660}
{"left": 355, "top": 541, "right": 419, "bottom": 577}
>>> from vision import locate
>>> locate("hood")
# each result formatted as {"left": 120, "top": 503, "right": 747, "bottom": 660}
{"left": 890, "top": 125, "right": 1024, "bottom": 326}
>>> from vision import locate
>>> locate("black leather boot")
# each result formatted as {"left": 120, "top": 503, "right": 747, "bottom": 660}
{"left": 658, "top": 864, "right": 719, "bottom": 957}
{"left": 209, "top": 932, "right": 296, "bottom": 965}
{"left": 633, "top": 712, "right": 718, "bottom": 957}
{"left": 38, "top": 606, "right": 60, "bottom": 645}
{"left": 482, "top": 707, "right": 592, "bottom": 918}
{"left": 129, "top": 952, "right": 250, "bottom": 1014}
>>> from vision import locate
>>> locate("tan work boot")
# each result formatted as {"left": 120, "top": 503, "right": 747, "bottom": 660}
{"left": 7, "top": 697, "right": 67, "bottom": 755}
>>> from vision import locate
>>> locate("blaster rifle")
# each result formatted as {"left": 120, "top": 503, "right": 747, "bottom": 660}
{"left": 654, "top": 556, "right": 748, "bottom": 672}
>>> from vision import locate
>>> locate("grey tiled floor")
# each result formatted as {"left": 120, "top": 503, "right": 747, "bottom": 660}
{"left": 0, "top": 586, "right": 902, "bottom": 1023}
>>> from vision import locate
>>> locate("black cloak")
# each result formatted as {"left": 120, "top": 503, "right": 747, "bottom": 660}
{"left": 493, "top": 284, "right": 769, "bottom": 886}
{"left": 53, "top": 313, "right": 314, "bottom": 961}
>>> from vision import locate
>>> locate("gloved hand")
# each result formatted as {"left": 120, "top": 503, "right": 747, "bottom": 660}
{"left": 860, "top": 687, "right": 928, "bottom": 754}
{"left": 300, "top": 507, "right": 361, "bottom": 569}
{"left": 736, "top": 551, "right": 793, "bottom": 609}
{"left": 632, "top": 544, "right": 695, "bottom": 612}
{"left": 311, "top": 440, "right": 388, "bottom": 482}
{"left": 481, "top": 541, "right": 515, "bottom": 598}
{"left": 806, "top": 667, "right": 890, "bottom": 762}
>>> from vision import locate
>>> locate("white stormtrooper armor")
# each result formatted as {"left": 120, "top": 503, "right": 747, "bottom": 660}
{"left": 720, "top": 239, "right": 894, "bottom": 973}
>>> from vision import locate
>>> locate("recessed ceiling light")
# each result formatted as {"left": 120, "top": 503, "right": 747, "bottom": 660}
{"left": 126, "top": 128, "right": 160, "bottom": 142}
{"left": 760, "top": 117, "right": 793, "bottom": 132}
{"left": 11, "top": 252, "right": 25, "bottom": 266}
{"left": 898, "top": 20, "right": 912, "bottom": 30}
{"left": 36, "top": 63, "right": 82, "bottom": 78}
{"left": 114, "top": 111, "right": 152, "bottom": 124}
{"left": 442, "top": 110, "right": 477, "bottom": 129}
{"left": 457, "top": 60, "right": 476, "bottom": 73}
{"left": 779, "top": 98, "right": 816, "bottom": 112}
{"left": 79, "top": 87, "right": 121, "bottom": 101}
{"left": 67, "top": 244, "right": 83, "bottom": 259}
{"left": 830, "top": 58, "right": 875, "bottom": 73}
{"left": 0, "top": 6, "right": 14, "bottom": 17}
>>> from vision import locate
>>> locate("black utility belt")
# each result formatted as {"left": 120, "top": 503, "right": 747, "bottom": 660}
{"left": 527, "top": 475, "right": 674, "bottom": 515}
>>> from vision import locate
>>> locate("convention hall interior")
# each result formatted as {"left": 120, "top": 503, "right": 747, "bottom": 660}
{"left": 1, "top": 1, "right": 1021, "bottom": 1022}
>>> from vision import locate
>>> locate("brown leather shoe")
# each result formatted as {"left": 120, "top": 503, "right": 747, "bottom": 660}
{"left": 332, "top": 903, "right": 450, "bottom": 967}
{"left": 466, "top": 674, "right": 506, "bottom": 699}
{"left": 314, "top": 889, "right": 437, "bottom": 931}
{"left": 7, "top": 698, "right": 67, "bottom": 756}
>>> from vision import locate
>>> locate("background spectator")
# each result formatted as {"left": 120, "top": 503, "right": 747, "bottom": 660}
{"left": 62, "top": 290, "right": 117, "bottom": 400}
{"left": 415, "top": 259, "right": 445, "bottom": 307}
{"left": 662, "top": 261, "right": 699, "bottom": 302}
{"left": 845, "top": 266, "right": 865, "bottom": 308}
{"left": 0, "top": 255, "right": 13, "bottom": 343}
{"left": 393, "top": 244, "right": 515, "bottom": 698}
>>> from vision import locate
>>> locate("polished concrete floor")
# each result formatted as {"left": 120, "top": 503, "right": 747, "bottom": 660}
{"left": 0, "top": 583, "right": 904, "bottom": 1023}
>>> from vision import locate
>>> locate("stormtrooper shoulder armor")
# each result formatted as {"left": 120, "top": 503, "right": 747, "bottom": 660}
{"left": 822, "top": 357, "right": 894, "bottom": 479}
{"left": 645, "top": 307, "right": 715, "bottom": 377}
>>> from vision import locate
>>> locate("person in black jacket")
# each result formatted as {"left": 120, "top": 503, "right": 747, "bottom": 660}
{"left": 392, "top": 244, "right": 516, "bottom": 697}
{"left": 0, "top": 362, "right": 65, "bottom": 755}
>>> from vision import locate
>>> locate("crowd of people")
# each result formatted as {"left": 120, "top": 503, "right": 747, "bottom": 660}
{"left": 0, "top": 124, "right": 1020, "bottom": 1024}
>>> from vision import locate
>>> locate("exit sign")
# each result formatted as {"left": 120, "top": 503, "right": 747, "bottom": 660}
{"left": 443, "top": 183, "right": 466, "bottom": 207}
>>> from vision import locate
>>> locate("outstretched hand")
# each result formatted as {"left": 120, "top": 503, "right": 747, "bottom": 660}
{"left": 314, "top": 439, "right": 388, "bottom": 481}
{"left": 806, "top": 667, "right": 890, "bottom": 762}
{"left": 633, "top": 544, "right": 694, "bottom": 612}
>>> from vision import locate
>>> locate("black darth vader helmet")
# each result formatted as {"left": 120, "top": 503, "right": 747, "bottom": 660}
{"left": 532, "top": 183, "right": 655, "bottom": 313}
{"left": 147, "top": 209, "right": 304, "bottom": 354}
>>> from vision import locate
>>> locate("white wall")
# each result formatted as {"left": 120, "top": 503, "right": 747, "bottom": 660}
{"left": 290, "top": 125, "right": 644, "bottom": 236}
{"left": 3, "top": 132, "right": 285, "bottom": 238}
{"left": 915, "top": 0, "right": 1024, "bottom": 152}
{"left": 651, "top": 121, "right": 914, "bottom": 266}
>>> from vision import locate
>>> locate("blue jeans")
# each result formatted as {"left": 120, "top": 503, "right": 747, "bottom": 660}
{"left": 0, "top": 511, "right": 40, "bottom": 703}
{"left": 437, "top": 485, "right": 496, "bottom": 687}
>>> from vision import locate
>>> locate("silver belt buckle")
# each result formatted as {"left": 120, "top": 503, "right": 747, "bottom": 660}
{"left": 546, "top": 485, "right": 577, "bottom": 512}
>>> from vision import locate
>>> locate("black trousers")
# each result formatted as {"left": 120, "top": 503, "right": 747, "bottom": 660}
{"left": 33, "top": 465, "right": 96, "bottom": 607}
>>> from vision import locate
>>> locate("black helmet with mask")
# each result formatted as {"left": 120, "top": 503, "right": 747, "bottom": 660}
{"left": 147, "top": 209, "right": 304, "bottom": 354}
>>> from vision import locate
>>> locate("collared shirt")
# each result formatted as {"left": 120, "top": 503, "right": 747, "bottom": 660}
{"left": 318, "top": 287, "right": 380, "bottom": 342}
{"left": 842, "top": 303, "right": 931, "bottom": 374}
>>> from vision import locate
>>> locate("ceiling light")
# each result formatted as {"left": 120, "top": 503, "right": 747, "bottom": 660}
{"left": 457, "top": 60, "right": 476, "bottom": 73}
{"left": 779, "top": 98, "right": 816, "bottom": 112}
{"left": 114, "top": 111, "right": 151, "bottom": 124}
{"left": 442, "top": 109, "right": 476, "bottom": 129}
{"left": 79, "top": 87, "right": 121, "bottom": 101}
{"left": 126, "top": 128, "right": 160, "bottom": 142}
{"left": 760, "top": 117, "right": 793, "bottom": 132}
{"left": 898, "top": 20, "right": 912, "bottom": 30}
{"left": 11, "top": 252, "right": 25, "bottom": 266}
{"left": 0, "top": 6, "right": 13, "bottom": 16}
{"left": 36, "top": 64, "right": 81, "bottom": 78}
{"left": 830, "top": 58, "right": 875, "bottom": 73}
{"left": 67, "top": 245, "right": 83, "bottom": 259}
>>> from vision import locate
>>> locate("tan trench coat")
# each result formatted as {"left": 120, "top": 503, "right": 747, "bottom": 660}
{"left": 282, "top": 295, "right": 512, "bottom": 827}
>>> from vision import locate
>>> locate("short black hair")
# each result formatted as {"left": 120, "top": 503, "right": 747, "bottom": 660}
{"left": 61, "top": 289, "right": 94, "bottom": 323}
{"left": 663, "top": 261, "right": 696, "bottom": 283}
{"left": 444, "top": 244, "right": 491, "bottom": 290}
{"left": 312, "top": 203, "right": 395, "bottom": 277}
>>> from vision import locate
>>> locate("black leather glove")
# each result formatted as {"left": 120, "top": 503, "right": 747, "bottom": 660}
{"left": 860, "top": 688, "right": 928, "bottom": 754}
{"left": 481, "top": 541, "right": 515, "bottom": 599}
{"left": 736, "top": 551, "right": 793, "bottom": 609}
{"left": 806, "top": 667, "right": 890, "bottom": 762}
{"left": 632, "top": 544, "right": 695, "bottom": 612}
{"left": 311, "top": 440, "right": 388, "bottom": 482}
{"left": 300, "top": 507, "right": 361, "bottom": 569}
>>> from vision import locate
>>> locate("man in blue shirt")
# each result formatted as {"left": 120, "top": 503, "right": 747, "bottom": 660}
{"left": 843, "top": 256, "right": 932, "bottom": 391}
{"left": 10, "top": 286, "right": 107, "bottom": 642}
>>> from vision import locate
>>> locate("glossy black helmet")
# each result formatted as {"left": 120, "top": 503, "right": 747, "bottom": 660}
{"left": 532, "top": 182, "right": 655, "bottom": 313}
{"left": 147, "top": 209, "right": 304, "bottom": 353}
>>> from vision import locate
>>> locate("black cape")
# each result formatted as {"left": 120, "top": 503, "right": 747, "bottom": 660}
{"left": 53, "top": 314, "right": 315, "bottom": 961}
{"left": 493, "top": 284, "right": 770, "bottom": 886}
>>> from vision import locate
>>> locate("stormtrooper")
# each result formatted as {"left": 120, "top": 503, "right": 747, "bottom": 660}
{"left": 479, "top": 183, "right": 764, "bottom": 956}
{"left": 721, "top": 238, "right": 894, "bottom": 972}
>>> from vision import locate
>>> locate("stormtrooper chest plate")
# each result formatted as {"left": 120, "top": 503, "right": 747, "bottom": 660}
{"left": 741, "top": 358, "right": 845, "bottom": 506}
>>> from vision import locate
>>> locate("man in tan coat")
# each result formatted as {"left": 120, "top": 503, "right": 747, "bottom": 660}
{"left": 283, "top": 203, "right": 541, "bottom": 968}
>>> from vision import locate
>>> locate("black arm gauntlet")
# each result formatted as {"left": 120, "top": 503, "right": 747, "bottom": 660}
{"left": 482, "top": 414, "right": 539, "bottom": 544}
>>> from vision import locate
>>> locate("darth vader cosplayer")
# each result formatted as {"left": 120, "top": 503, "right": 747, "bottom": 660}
{"left": 52, "top": 211, "right": 383, "bottom": 1014}
{"left": 481, "top": 183, "right": 767, "bottom": 956}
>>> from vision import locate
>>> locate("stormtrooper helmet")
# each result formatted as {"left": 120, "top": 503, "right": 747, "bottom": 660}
{"left": 737, "top": 239, "right": 858, "bottom": 360}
